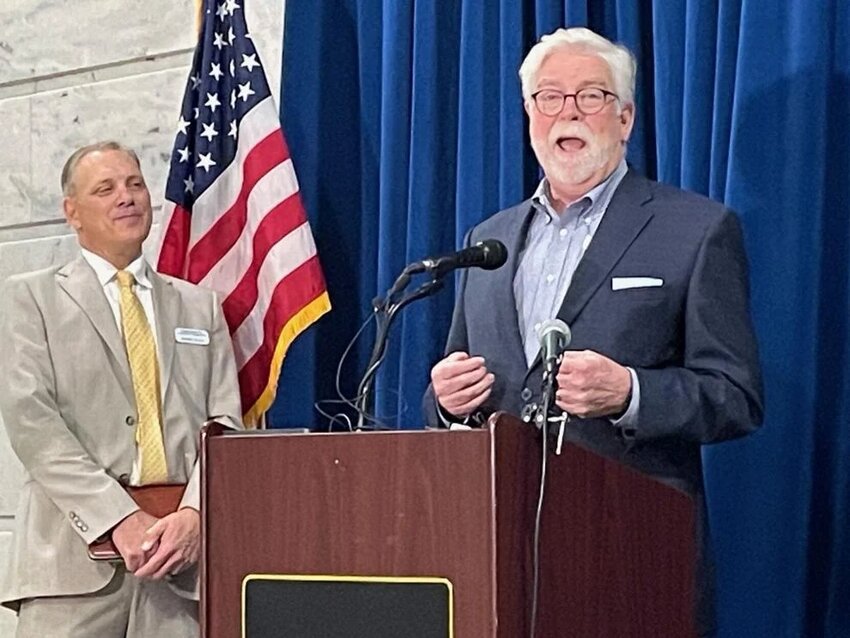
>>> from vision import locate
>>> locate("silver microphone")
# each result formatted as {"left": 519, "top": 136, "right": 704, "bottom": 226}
{"left": 537, "top": 319, "right": 571, "bottom": 373}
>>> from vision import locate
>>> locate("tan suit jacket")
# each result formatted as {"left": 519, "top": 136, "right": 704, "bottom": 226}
{"left": 0, "top": 255, "right": 243, "bottom": 610}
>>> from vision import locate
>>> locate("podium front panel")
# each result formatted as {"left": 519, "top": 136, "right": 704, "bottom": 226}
{"left": 201, "top": 428, "right": 498, "bottom": 637}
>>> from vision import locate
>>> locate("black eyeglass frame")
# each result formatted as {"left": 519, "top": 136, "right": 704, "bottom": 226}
{"left": 530, "top": 87, "right": 620, "bottom": 116}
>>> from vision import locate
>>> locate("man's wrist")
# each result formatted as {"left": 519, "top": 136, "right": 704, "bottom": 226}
{"left": 437, "top": 403, "right": 470, "bottom": 428}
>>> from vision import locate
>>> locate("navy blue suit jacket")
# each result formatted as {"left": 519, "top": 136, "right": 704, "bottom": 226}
{"left": 424, "top": 170, "right": 764, "bottom": 634}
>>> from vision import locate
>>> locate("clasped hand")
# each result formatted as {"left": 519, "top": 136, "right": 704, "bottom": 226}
{"left": 111, "top": 507, "right": 200, "bottom": 579}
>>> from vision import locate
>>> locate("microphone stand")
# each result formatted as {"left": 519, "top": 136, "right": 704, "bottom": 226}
{"left": 541, "top": 356, "right": 570, "bottom": 455}
{"left": 354, "top": 266, "right": 444, "bottom": 430}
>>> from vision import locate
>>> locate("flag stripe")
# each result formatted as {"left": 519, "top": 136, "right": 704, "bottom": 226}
{"left": 156, "top": 203, "right": 192, "bottom": 277}
{"left": 220, "top": 191, "right": 309, "bottom": 331}
{"left": 238, "top": 259, "right": 328, "bottom": 411}
{"left": 186, "top": 131, "right": 285, "bottom": 283}
{"left": 187, "top": 96, "right": 283, "bottom": 240}
{"left": 242, "top": 291, "right": 330, "bottom": 426}
{"left": 196, "top": 158, "right": 300, "bottom": 292}
{"left": 231, "top": 222, "right": 320, "bottom": 367}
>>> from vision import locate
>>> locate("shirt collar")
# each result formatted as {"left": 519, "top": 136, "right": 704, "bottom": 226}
{"left": 80, "top": 248, "right": 152, "bottom": 290}
{"left": 531, "top": 158, "right": 628, "bottom": 223}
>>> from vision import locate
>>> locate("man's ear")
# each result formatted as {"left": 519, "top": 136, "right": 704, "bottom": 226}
{"left": 63, "top": 197, "right": 82, "bottom": 230}
{"left": 619, "top": 102, "right": 635, "bottom": 143}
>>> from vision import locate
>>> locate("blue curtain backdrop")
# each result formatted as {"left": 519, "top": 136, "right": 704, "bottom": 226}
{"left": 275, "top": 1, "right": 849, "bottom": 635}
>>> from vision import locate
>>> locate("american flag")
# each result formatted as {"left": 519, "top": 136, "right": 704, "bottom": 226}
{"left": 157, "top": 0, "right": 330, "bottom": 427}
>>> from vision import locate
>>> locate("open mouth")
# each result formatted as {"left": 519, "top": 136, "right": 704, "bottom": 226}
{"left": 556, "top": 136, "right": 587, "bottom": 151}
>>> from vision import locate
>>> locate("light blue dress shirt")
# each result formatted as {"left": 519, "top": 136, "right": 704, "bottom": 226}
{"left": 513, "top": 159, "right": 639, "bottom": 427}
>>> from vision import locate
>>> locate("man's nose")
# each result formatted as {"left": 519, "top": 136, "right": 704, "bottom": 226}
{"left": 115, "top": 183, "right": 134, "bottom": 204}
{"left": 559, "top": 95, "right": 582, "bottom": 121}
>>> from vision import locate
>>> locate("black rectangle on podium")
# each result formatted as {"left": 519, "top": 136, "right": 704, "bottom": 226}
{"left": 242, "top": 575, "right": 453, "bottom": 638}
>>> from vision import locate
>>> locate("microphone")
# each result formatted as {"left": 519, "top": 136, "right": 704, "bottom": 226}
{"left": 537, "top": 319, "right": 571, "bottom": 374}
{"left": 417, "top": 239, "right": 508, "bottom": 278}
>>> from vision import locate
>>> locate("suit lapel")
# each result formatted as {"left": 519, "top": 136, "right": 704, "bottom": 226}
{"left": 556, "top": 171, "right": 655, "bottom": 326}
{"left": 151, "top": 272, "right": 181, "bottom": 402}
{"left": 56, "top": 256, "right": 134, "bottom": 401}
{"left": 488, "top": 200, "right": 536, "bottom": 374}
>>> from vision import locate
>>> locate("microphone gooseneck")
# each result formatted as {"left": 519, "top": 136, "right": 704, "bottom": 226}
{"left": 353, "top": 239, "right": 508, "bottom": 430}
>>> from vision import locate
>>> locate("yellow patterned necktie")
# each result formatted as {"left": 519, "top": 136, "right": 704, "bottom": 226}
{"left": 115, "top": 270, "right": 169, "bottom": 484}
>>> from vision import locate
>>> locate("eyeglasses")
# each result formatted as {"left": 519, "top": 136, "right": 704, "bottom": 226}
{"left": 530, "top": 87, "right": 619, "bottom": 116}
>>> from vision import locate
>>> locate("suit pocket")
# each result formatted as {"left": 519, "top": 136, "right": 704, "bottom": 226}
{"left": 612, "top": 287, "right": 668, "bottom": 302}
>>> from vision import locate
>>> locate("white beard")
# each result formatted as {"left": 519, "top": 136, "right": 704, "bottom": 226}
{"left": 531, "top": 126, "right": 620, "bottom": 188}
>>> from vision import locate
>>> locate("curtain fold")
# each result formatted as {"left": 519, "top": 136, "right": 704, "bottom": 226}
{"left": 279, "top": 1, "right": 850, "bottom": 634}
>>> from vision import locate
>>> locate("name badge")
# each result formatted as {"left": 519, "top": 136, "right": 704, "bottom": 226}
{"left": 174, "top": 327, "right": 210, "bottom": 346}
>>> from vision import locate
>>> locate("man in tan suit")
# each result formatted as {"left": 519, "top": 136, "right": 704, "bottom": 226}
{"left": 0, "top": 141, "right": 243, "bottom": 636}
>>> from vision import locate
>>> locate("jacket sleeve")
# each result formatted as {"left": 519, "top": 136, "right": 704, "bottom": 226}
{"left": 179, "top": 290, "right": 243, "bottom": 511}
{"left": 0, "top": 277, "right": 138, "bottom": 542}
{"left": 631, "top": 211, "right": 764, "bottom": 443}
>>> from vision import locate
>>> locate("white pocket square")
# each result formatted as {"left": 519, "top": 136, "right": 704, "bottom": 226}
{"left": 611, "top": 276, "right": 664, "bottom": 291}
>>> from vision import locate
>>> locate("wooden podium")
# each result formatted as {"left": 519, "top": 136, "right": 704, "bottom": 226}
{"left": 200, "top": 414, "right": 695, "bottom": 637}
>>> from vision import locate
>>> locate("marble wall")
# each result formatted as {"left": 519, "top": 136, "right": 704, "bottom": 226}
{"left": 0, "top": 1, "right": 284, "bottom": 633}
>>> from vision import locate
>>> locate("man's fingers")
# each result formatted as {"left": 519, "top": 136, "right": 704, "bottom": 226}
{"left": 151, "top": 554, "right": 184, "bottom": 581}
{"left": 123, "top": 552, "right": 144, "bottom": 573}
{"left": 141, "top": 519, "right": 167, "bottom": 552}
{"left": 452, "top": 386, "right": 493, "bottom": 416}
{"left": 133, "top": 545, "right": 171, "bottom": 579}
{"left": 434, "top": 364, "right": 489, "bottom": 397}
{"left": 441, "top": 373, "right": 494, "bottom": 414}
{"left": 433, "top": 355, "right": 486, "bottom": 381}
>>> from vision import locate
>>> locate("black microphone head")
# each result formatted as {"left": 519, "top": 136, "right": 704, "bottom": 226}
{"left": 475, "top": 239, "right": 508, "bottom": 270}
{"left": 424, "top": 238, "right": 509, "bottom": 276}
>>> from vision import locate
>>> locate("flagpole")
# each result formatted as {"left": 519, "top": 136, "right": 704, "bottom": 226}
{"left": 194, "top": 0, "right": 204, "bottom": 36}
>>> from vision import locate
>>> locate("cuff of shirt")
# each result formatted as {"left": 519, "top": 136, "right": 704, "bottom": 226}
{"left": 610, "top": 367, "right": 640, "bottom": 437}
{"left": 437, "top": 403, "right": 472, "bottom": 429}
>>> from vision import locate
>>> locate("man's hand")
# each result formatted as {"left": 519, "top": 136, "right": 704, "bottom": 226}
{"left": 555, "top": 350, "right": 632, "bottom": 418}
{"left": 133, "top": 508, "right": 200, "bottom": 580}
{"left": 112, "top": 510, "right": 160, "bottom": 573}
{"left": 431, "top": 351, "right": 494, "bottom": 419}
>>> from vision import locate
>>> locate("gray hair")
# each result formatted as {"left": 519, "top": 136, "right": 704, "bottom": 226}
{"left": 61, "top": 141, "right": 141, "bottom": 196}
{"left": 518, "top": 27, "right": 637, "bottom": 105}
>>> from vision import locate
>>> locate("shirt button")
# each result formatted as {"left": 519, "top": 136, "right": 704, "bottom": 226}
{"left": 521, "top": 388, "right": 533, "bottom": 401}
{"left": 125, "top": 415, "right": 136, "bottom": 426}
{"left": 534, "top": 322, "right": 541, "bottom": 332}
{"left": 559, "top": 228, "right": 567, "bottom": 238}
{"left": 546, "top": 274, "right": 554, "bottom": 284}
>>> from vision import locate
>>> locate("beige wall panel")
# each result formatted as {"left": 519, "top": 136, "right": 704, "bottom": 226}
{"left": 0, "top": 97, "right": 32, "bottom": 228}
{"left": 27, "top": 68, "right": 190, "bottom": 224}
{"left": 0, "top": 1, "right": 195, "bottom": 85}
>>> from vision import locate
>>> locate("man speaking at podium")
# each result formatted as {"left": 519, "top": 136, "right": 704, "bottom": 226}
{"left": 424, "top": 28, "right": 763, "bottom": 635}
{"left": 0, "top": 142, "right": 242, "bottom": 637}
